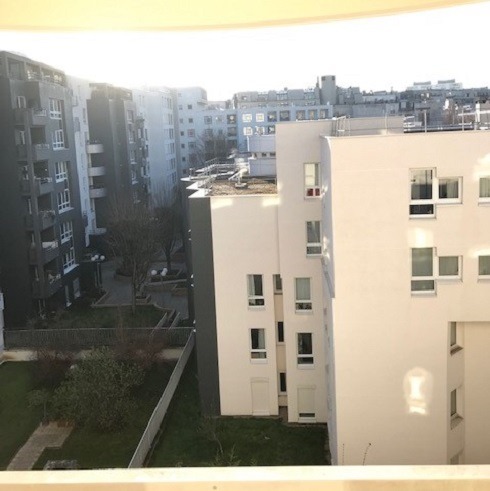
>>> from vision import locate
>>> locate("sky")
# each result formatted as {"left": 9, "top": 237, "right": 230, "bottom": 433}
{"left": 0, "top": 1, "right": 488, "bottom": 100}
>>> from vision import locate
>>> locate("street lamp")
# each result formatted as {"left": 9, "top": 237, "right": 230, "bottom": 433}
{"left": 91, "top": 254, "right": 105, "bottom": 288}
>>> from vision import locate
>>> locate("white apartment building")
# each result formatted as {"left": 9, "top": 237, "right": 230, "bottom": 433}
{"left": 189, "top": 116, "right": 490, "bottom": 466}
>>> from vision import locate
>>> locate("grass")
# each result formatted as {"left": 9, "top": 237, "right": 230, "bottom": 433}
{"left": 37, "top": 305, "right": 165, "bottom": 329}
{"left": 149, "top": 355, "right": 327, "bottom": 467}
{"left": 33, "top": 361, "right": 175, "bottom": 469}
{"left": 0, "top": 362, "right": 43, "bottom": 470}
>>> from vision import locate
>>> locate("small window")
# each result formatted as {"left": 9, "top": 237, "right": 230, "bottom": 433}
{"left": 52, "top": 129, "right": 65, "bottom": 150}
{"left": 60, "top": 221, "right": 73, "bottom": 244}
{"left": 62, "top": 247, "right": 76, "bottom": 272}
{"left": 187, "top": 104, "right": 192, "bottom": 110}
{"left": 242, "top": 113, "right": 252, "bottom": 123}
{"left": 57, "top": 189, "right": 71, "bottom": 213}
{"left": 411, "top": 248, "right": 435, "bottom": 293}
{"left": 295, "top": 278, "right": 312, "bottom": 311}
{"left": 204, "top": 116, "right": 212, "bottom": 124}
{"left": 279, "top": 372, "right": 287, "bottom": 393}
{"left": 247, "top": 274, "right": 264, "bottom": 307}
{"left": 243, "top": 126, "right": 253, "bottom": 136}
{"left": 480, "top": 177, "right": 490, "bottom": 202}
{"left": 250, "top": 328, "right": 266, "bottom": 360}
{"left": 410, "top": 169, "right": 434, "bottom": 216}
{"left": 439, "top": 256, "right": 460, "bottom": 279}
{"left": 187, "top": 129, "right": 195, "bottom": 138}
{"left": 450, "top": 389, "right": 457, "bottom": 417}
{"left": 305, "top": 163, "right": 321, "bottom": 197}
{"left": 277, "top": 322, "right": 284, "bottom": 343}
{"left": 55, "top": 161, "right": 68, "bottom": 182}
{"left": 297, "top": 333, "right": 314, "bottom": 365}
{"left": 306, "top": 221, "right": 322, "bottom": 255}
{"left": 478, "top": 256, "right": 490, "bottom": 277}
{"left": 273, "top": 274, "right": 282, "bottom": 293}
{"left": 256, "top": 113, "right": 265, "bottom": 123}
{"left": 449, "top": 321, "right": 463, "bottom": 354}
{"left": 16, "top": 95, "right": 26, "bottom": 109}
{"left": 438, "top": 178, "right": 460, "bottom": 202}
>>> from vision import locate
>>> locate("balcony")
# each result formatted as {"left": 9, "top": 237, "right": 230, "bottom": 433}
{"left": 32, "top": 143, "right": 51, "bottom": 161}
{"left": 20, "top": 177, "right": 54, "bottom": 196}
{"left": 88, "top": 166, "right": 106, "bottom": 177}
{"left": 29, "top": 240, "right": 59, "bottom": 264}
{"left": 31, "top": 272, "right": 61, "bottom": 299}
{"left": 89, "top": 186, "right": 108, "bottom": 198}
{"left": 14, "top": 107, "right": 49, "bottom": 126}
{"left": 24, "top": 210, "right": 56, "bottom": 230}
{"left": 87, "top": 142, "right": 104, "bottom": 154}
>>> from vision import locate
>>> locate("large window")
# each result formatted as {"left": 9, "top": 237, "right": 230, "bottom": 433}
{"left": 479, "top": 177, "right": 490, "bottom": 202}
{"left": 478, "top": 255, "right": 490, "bottom": 277}
{"left": 439, "top": 256, "right": 461, "bottom": 279}
{"left": 62, "top": 247, "right": 76, "bottom": 272}
{"left": 247, "top": 274, "right": 264, "bottom": 307}
{"left": 52, "top": 129, "right": 65, "bottom": 150}
{"left": 57, "top": 189, "right": 71, "bottom": 213}
{"left": 49, "top": 98, "right": 62, "bottom": 119}
{"left": 250, "top": 328, "right": 266, "bottom": 360}
{"left": 410, "top": 169, "right": 461, "bottom": 216}
{"left": 60, "top": 221, "right": 73, "bottom": 244}
{"left": 295, "top": 278, "right": 312, "bottom": 311}
{"left": 55, "top": 161, "right": 68, "bottom": 182}
{"left": 297, "top": 333, "right": 313, "bottom": 365}
{"left": 306, "top": 221, "right": 321, "bottom": 255}
{"left": 305, "top": 163, "right": 321, "bottom": 197}
{"left": 411, "top": 248, "right": 434, "bottom": 292}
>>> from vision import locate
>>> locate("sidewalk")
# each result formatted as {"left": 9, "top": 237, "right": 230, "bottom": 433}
{"left": 7, "top": 422, "right": 73, "bottom": 470}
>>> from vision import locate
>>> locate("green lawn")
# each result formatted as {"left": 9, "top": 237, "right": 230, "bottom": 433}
{"left": 36, "top": 305, "right": 165, "bottom": 329}
{"left": 34, "top": 361, "right": 175, "bottom": 469}
{"left": 0, "top": 362, "right": 43, "bottom": 469}
{"left": 149, "top": 356, "right": 327, "bottom": 467}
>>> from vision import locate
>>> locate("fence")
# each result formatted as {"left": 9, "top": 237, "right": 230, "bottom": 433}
{"left": 128, "top": 330, "right": 195, "bottom": 468}
{"left": 4, "top": 327, "right": 192, "bottom": 350}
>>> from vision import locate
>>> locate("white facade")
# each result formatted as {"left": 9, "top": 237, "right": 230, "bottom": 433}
{"left": 276, "top": 121, "right": 490, "bottom": 465}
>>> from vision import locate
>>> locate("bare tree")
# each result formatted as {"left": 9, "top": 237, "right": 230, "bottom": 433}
{"left": 153, "top": 197, "right": 182, "bottom": 273}
{"left": 196, "top": 130, "right": 234, "bottom": 167}
{"left": 106, "top": 198, "right": 158, "bottom": 313}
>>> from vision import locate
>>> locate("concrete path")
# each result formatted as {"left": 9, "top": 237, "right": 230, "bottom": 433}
{"left": 7, "top": 422, "right": 73, "bottom": 470}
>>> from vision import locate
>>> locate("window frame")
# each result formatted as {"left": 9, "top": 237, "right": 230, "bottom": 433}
{"left": 297, "top": 333, "right": 314, "bottom": 366}
{"left": 438, "top": 255, "right": 462, "bottom": 280}
{"left": 478, "top": 255, "right": 490, "bottom": 279}
{"left": 295, "top": 277, "right": 312, "bottom": 312}
{"left": 57, "top": 188, "right": 71, "bottom": 213}
{"left": 306, "top": 221, "right": 322, "bottom": 256}
{"left": 60, "top": 220, "right": 73, "bottom": 244}
{"left": 62, "top": 246, "right": 76, "bottom": 273}
{"left": 479, "top": 177, "right": 490, "bottom": 203}
{"left": 49, "top": 98, "right": 62, "bottom": 119}
{"left": 247, "top": 274, "right": 265, "bottom": 308}
{"left": 279, "top": 372, "right": 287, "bottom": 394}
{"left": 55, "top": 161, "right": 68, "bottom": 182}
{"left": 304, "top": 162, "right": 321, "bottom": 198}
{"left": 250, "top": 328, "right": 267, "bottom": 362}
{"left": 411, "top": 247, "right": 435, "bottom": 294}
{"left": 52, "top": 129, "right": 65, "bottom": 150}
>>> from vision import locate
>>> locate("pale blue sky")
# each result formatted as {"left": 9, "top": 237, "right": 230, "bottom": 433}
{"left": 0, "top": 1, "right": 488, "bottom": 100}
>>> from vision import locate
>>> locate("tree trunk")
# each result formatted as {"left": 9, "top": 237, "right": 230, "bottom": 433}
{"left": 131, "top": 281, "right": 137, "bottom": 315}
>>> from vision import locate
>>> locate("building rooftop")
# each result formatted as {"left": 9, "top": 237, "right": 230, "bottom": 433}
{"left": 207, "top": 178, "right": 277, "bottom": 196}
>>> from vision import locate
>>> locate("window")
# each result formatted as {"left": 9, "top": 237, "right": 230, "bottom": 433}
{"left": 60, "top": 221, "right": 73, "bottom": 243}
{"left": 306, "top": 221, "right": 322, "bottom": 255}
{"left": 479, "top": 255, "right": 490, "bottom": 277}
{"left": 297, "top": 333, "right": 313, "bottom": 365}
{"left": 411, "top": 247, "right": 435, "bottom": 292}
{"left": 296, "top": 110, "right": 305, "bottom": 121}
{"left": 305, "top": 163, "right": 321, "bottom": 197}
{"left": 187, "top": 129, "right": 195, "bottom": 138}
{"left": 279, "top": 110, "right": 290, "bottom": 121}
{"left": 279, "top": 372, "right": 287, "bottom": 393}
{"left": 410, "top": 169, "right": 461, "bottom": 216}
{"left": 267, "top": 111, "right": 277, "bottom": 122}
{"left": 55, "top": 161, "right": 68, "bottom": 182}
{"left": 187, "top": 104, "right": 192, "bottom": 110}
{"left": 450, "top": 390, "right": 457, "bottom": 417}
{"left": 243, "top": 126, "right": 253, "bottom": 136}
{"left": 227, "top": 114, "right": 236, "bottom": 124}
{"left": 126, "top": 109, "right": 134, "bottom": 122}
{"left": 267, "top": 125, "right": 276, "bottom": 135}
{"left": 188, "top": 118, "right": 193, "bottom": 123}
{"left": 256, "top": 113, "right": 265, "bottom": 123}
{"left": 204, "top": 116, "right": 212, "bottom": 124}
{"left": 479, "top": 177, "right": 490, "bottom": 202}
{"left": 52, "top": 129, "right": 65, "bottom": 149}
{"left": 180, "top": 131, "right": 184, "bottom": 136}
{"left": 57, "top": 189, "right": 71, "bottom": 212}
{"left": 242, "top": 113, "right": 252, "bottom": 122}
{"left": 277, "top": 322, "right": 284, "bottom": 343}
{"left": 49, "top": 98, "right": 62, "bottom": 119}
{"left": 189, "top": 142, "right": 196, "bottom": 150}
{"left": 449, "top": 321, "right": 463, "bottom": 354}
{"left": 250, "top": 328, "right": 266, "bottom": 360}
{"left": 450, "top": 387, "right": 463, "bottom": 428}
{"left": 295, "top": 278, "right": 312, "bottom": 311}
{"left": 62, "top": 247, "right": 76, "bottom": 272}
{"left": 308, "top": 109, "right": 318, "bottom": 120}
{"left": 204, "top": 128, "right": 213, "bottom": 138}
{"left": 247, "top": 274, "right": 264, "bottom": 307}
{"left": 16, "top": 95, "right": 26, "bottom": 109}
{"left": 439, "top": 256, "right": 461, "bottom": 279}
{"left": 273, "top": 274, "right": 282, "bottom": 293}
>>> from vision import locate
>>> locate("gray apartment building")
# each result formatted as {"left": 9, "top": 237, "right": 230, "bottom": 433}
{"left": 0, "top": 52, "right": 84, "bottom": 326}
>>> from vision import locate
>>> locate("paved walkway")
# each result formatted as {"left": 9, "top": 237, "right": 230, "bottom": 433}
{"left": 7, "top": 422, "right": 73, "bottom": 470}
{"left": 98, "top": 254, "right": 189, "bottom": 319}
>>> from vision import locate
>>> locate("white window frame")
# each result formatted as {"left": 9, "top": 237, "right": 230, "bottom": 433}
{"left": 60, "top": 220, "right": 73, "bottom": 244}
{"left": 243, "top": 126, "right": 253, "bottom": 136}
{"left": 57, "top": 189, "right": 71, "bottom": 213}
{"left": 297, "top": 333, "right": 314, "bottom": 366}
{"left": 62, "top": 247, "right": 76, "bottom": 273}
{"left": 55, "top": 161, "right": 68, "bottom": 182}
{"left": 306, "top": 221, "right": 322, "bottom": 256}
{"left": 242, "top": 113, "right": 252, "bottom": 123}
{"left": 16, "top": 95, "right": 26, "bottom": 109}
{"left": 295, "top": 278, "right": 312, "bottom": 312}
{"left": 479, "top": 177, "right": 490, "bottom": 203}
{"left": 411, "top": 247, "right": 435, "bottom": 294}
{"left": 49, "top": 99, "right": 62, "bottom": 119}
{"left": 52, "top": 129, "right": 65, "bottom": 150}
{"left": 438, "top": 255, "right": 462, "bottom": 281}
{"left": 250, "top": 328, "right": 267, "bottom": 362}
{"left": 409, "top": 168, "right": 462, "bottom": 217}
{"left": 247, "top": 274, "right": 264, "bottom": 308}
{"left": 304, "top": 162, "right": 321, "bottom": 198}
{"left": 256, "top": 113, "right": 265, "bottom": 123}
{"left": 478, "top": 255, "right": 490, "bottom": 279}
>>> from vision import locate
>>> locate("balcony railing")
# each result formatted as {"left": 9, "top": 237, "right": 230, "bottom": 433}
{"left": 29, "top": 240, "right": 59, "bottom": 264}
{"left": 31, "top": 272, "right": 61, "bottom": 299}
{"left": 24, "top": 210, "right": 55, "bottom": 230}
{"left": 14, "top": 107, "right": 48, "bottom": 126}
{"left": 32, "top": 143, "right": 51, "bottom": 161}
{"left": 89, "top": 186, "right": 108, "bottom": 198}
{"left": 1, "top": 466, "right": 490, "bottom": 490}
{"left": 86, "top": 141, "right": 104, "bottom": 154}
{"left": 20, "top": 177, "right": 54, "bottom": 196}
{"left": 88, "top": 165, "right": 106, "bottom": 177}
